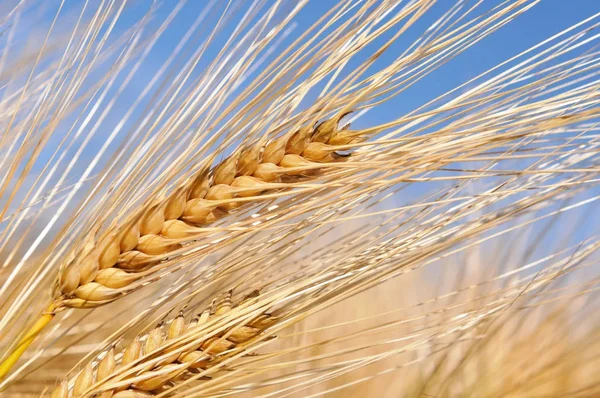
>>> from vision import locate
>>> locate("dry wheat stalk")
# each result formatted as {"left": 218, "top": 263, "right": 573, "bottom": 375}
{"left": 39, "top": 130, "right": 598, "bottom": 396}
{"left": 13, "top": 152, "right": 595, "bottom": 396}
{"left": 0, "top": 0, "right": 571, "bottom": 345}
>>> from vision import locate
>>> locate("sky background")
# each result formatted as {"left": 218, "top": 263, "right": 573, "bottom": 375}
{"left": 1, "top": 0, "right": 598, "bottom": 263}
{"left": 115, "top": 0, "right": 600, "bottom": 130}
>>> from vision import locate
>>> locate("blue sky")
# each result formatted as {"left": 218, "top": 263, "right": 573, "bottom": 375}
{"left": 8, "top": 1, "right": 600, "bottom": 149}
{"left": 130, "top": 1, "right": 600, "bottom": 138}
{"left": 3, "top": 1, "right": 598, "bottom": 254}
{"left": 33, "top": 0, "right": 598, "bottom": 153}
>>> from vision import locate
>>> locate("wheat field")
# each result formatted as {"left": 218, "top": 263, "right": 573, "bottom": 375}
{"left": 0, "top": 1, "right": 599, "bottom": 397}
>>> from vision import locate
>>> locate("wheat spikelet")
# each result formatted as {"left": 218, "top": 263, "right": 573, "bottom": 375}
{"left": 56, "top": 112, "right": 363, "bottom": 307}
{"left": 50, "top": 289, "right": 277, "bottom": 398}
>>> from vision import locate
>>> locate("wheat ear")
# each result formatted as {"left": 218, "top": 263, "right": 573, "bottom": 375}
{"left": 57, "top": 111, "right": 361, "bottom": 308}
{"left": 51, "top": 290, "right": 276, "bottom": 398}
